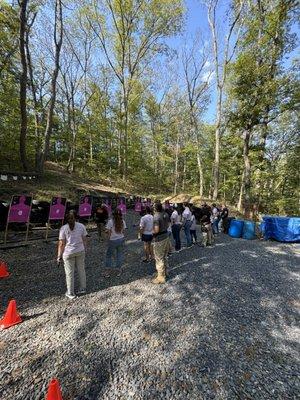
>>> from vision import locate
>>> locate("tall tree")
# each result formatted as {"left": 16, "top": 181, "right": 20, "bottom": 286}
{"left": 227, "top": 0, "right": 298, "bottom": 215}
{"left": 182, "top": 38, "right": 211, "bottom": 197}
{"left": 18, "top": 0, "right": 29, "bottom": 171}
{"left": 86, "top": 0, "right": 184, "bottom": 179}
{"left": 36, "top": 0, "right": 63, "bottom": 173}
{"left": 205, "top": 0, "right": 245, "bottom": 200}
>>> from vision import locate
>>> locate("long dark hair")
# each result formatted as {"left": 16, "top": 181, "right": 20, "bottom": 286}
{"left": 66, "top": 211, "right": 76, "bottom": 231}
{"left": 113, "top": 209, "right": 123, "bottom": 233}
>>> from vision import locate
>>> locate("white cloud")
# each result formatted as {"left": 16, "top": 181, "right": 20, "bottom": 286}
{"left": 202, "top": 70, "right": 215, "bottom": 83}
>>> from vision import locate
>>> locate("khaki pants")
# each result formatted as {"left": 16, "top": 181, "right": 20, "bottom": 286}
{"left": 153, "top": 237, "right": 169, "bottom": 277}
{"left": 97, "top": 222, "right": 106, "bottom": 239}
{"left": 63, "top": 251, "right": 86, "bottom": 296}
{"left": 202, "top": 224, "right": 213, "bottom": 246}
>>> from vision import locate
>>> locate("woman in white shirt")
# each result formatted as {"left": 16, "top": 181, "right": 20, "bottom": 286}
{"left": 139, "top": 206, "right": 154, "bottom": 262}
{"left": 57, "top": 212, "right": 88, "bottom": 300}
{"left": 190, "top": 210, "right": 197, "bottom": 244}
{"left": 105, "top": 209, "right": 126, "bottom": 277}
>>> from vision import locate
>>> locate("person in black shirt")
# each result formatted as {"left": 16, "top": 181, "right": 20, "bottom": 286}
{"left": 221, "top": 204, "right": 229, "bottom": 233}
{"left": 94, "top": 205, "right": 109, "bottom": 241}
{"left": 201, "top": 202, "right": 211, "bottom": 218}
{"left": 200, "top": 214, "right": 213, "bottom": 246}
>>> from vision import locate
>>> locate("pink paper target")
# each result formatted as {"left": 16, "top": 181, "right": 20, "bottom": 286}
{"left": 117, "top": 199, "right": 127, "bottom": 215}
{"left": 49, "top": 197, "right": 66, "bottom": 220}
{"left": 146, "top": 198, "right": 152, "bottom": 207}
{"left": 79, "top": 196, "right": 92, "bottom": 217}
{"left": 134, "top": 202, "right": 142, "bottom": 212}
{"left": 8, "top": 195, "right": 32, "bottom": 223}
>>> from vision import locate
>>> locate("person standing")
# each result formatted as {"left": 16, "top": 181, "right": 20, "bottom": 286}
{"left": 200, "top": 214, "right": 213, "bottom": 247}
{"left": 57, "top": 212, "right": 87, "bottom": 300}
{"left": 139, "top": 206, "right": 154, "bottom": 262}
{"left": 94, "top": 204, "right": 109, "bottom": 241}
{"left": 152, "top": 202, "right": 170, "bottom": 284}
{"left": 190, "top": 209, "right": 197, "bottom": 244}
{"left": 182, "top": 203, "right": 193, "bottom": 247}
{"left": 221, "top": 204, "right": 229, "bottom": 233}
{"left": 211, "top": 203, "right": 220, "bottom": 235}
{"left": 171, "top": 205, "right": 182, "bottom": 251}
{"left": 105, "top": 209, "right": 126, "bottom": 277}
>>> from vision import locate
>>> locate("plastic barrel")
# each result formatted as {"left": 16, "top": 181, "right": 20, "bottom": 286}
{"left": 229, "top": 220, "right": 244, "bottom": 238}
{"left": 242, "top": 220, "right": 256, "bottom": 240}
{"left": 227, "top": 217, "right": 236, "bottom": 230}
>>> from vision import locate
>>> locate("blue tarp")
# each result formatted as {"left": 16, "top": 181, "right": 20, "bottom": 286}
{"left": 261, "top": 216, "right": 300, "bottom": 242}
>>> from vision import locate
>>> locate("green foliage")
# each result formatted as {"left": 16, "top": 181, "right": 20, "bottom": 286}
{"left": 0, "top": 0, "right": 298, "bottom": 215}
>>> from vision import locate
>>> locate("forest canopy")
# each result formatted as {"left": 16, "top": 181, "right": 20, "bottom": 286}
{"left": 0, "top": 0, "right": 299, "bottom": 216}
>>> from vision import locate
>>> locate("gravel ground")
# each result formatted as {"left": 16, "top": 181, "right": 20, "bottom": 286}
{"left": 0, "top": 211, "right": 299, "bottom": 399}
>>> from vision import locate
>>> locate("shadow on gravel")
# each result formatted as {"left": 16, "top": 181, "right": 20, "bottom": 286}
{"left": 22, "top": 312, "right": 46, "bottom": 322}
{"left": 1, "top": 216, "right": 299, "bottom": 399}
{"left": 0, "top": 212, "right": 155, "bottom": 312}
{"left": 36, "top": 237, "right": 299, "bottom": 399}
{"left": 139, "top": 237, "right": 299, "bottom": 399}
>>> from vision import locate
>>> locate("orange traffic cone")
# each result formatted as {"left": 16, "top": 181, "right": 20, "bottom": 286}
{"left": 0, "top": 260, "right": 10, "bottom": 278}
{"left": 46, "top": 379, "right": 63, "bottom": 400}
{"left": 0, "top": 300, "right": 22, "bottom": 329}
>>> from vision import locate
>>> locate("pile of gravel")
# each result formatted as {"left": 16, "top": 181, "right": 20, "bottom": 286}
{"left": 0, "top": 211, "right": 299, "bottom": 399}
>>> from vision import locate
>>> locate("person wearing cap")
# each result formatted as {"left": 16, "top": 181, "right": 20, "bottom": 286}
{"left": 152, "top": 202, "right": 170, "bottom": 284}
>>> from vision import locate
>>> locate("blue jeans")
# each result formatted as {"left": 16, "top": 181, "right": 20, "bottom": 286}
{"left": 184, "top": 221, "right": 193, "bottom": 247}
{"left": 105, "top": 238, "right": 124, "bottom": 268}
{"left": 212, "top": 220, "right": 219, "bottom": 234}
{"left": 190, "top": 229, "right": 197, "bottom": 243}
{"left": 172, "top": 224, "right": 181, "bottom": 251}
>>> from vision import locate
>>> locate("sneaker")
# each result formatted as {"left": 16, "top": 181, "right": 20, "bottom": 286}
{"left": 77, "top": 289, "right": 86, "bottom": 295}
{"left": 65, "top": 293, "right": 76, "bottom": 300}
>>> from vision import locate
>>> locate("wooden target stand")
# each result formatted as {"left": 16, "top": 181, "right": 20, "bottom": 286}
{"left": 45, "top": 217, "right": 64, "bottom": 241}
{"left": 4, "top": 196, "right": 33, "bottom": 246}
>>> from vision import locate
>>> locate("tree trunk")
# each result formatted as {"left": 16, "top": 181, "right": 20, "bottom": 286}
{"left": 243, "top": 129, "right": 251, "bottom": 217}
{"left": 89, "top": 129, "right": 93, "bottom": 163}
{"left": 173, "top": 132, "right": 180, "bottom": 195}
{"left": 122, "top": 83, "right": 129, "bottom": 180}
{"left": 256, "top": 119, "right": 268, "bottom": 209}
{"left": 36, "top": 0, "right": 63, "bottom": 173}
{"left": 237, "top": 171, "right": 245, "bottom": 212}
{"left": 212, "top": 89, "right": 222, "bottom": 200}
{"left": 197, "top": 152, "right": 204, "bottom": 198}
{"left": 19, "top": 0, "right": 29, "bottom": 171}
{"left": 67, "top": 91, "right": 76, "bottom": 173}
{"left": 25, "top": 15, "right": 41, "bottom": 171}
{"left": 195, "top": 131, "right": 204, "bottom": 198}
{"left": 182, "top": 156, "right": 186, "bottom": 191}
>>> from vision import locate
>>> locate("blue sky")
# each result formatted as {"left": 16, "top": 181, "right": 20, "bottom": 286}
{"left": 165, "top": 0, "right": 230, "bottom": 123}
{"left": 167, "top": 0, "right": 300, "bottom": 123}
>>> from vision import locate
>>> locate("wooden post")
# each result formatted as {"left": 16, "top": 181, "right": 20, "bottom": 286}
{"left": 45, "top": 218, "right": 50, "bottom": 241}
{"left": 24, "top": 196, "right": 33, "bottom": 245}
{"left": 3, "top": 195, "right": 13, "bottom": 245}
{"left": 4, "top": 220, "right": 9, "bottom": 245}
